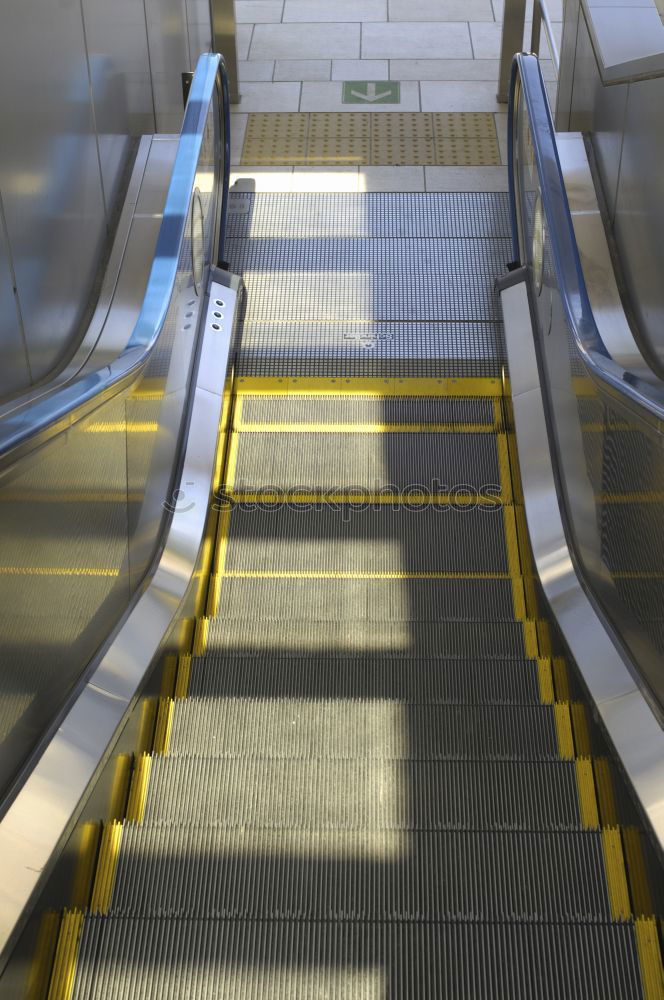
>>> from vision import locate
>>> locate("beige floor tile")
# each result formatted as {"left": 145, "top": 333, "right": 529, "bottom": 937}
{"left": 284, "top": 0, "right": 387, "bottom": 21}
{"left": 421, "top": 80, "right": 502, "bottom": 112}
{"left": 362, "top": 22, "right": 473, "bottom": 59}
{"left": 236, "top": 0, "right": 284, "bottom": 22}
{"left": 236, "top": 81, "right": 302, "bottom": 111}
{"left": 424, "top": 165, "right": 508, "bottom": 190}
{"left": 389, "top": 0, "right": 493, "bottom": 21}
{"left": 359, "top": 166, "right": 426, "bottom": 191}
{"left": 231, "top": 168, "right": 295, "bottom": 192}
{"left": 390, "top": 58, "right": 500, "bottom": 80}
{"left": 470, "top": 20, "right": 561, "bottom": 59}
{"left": 332, "top": 59, "right": 389, "bottom": 80}
{"left": 237, "top": 24, "right": 254, "bottom": 61}
{"left": 274, "top": 60, "right": 331, "bottom": 81}
{"left": 301, "top": 80, "right": 420, "bottom": 111}
{"left": 251, "top": 22, "right": 361, "bottom": 59}
{"left": 291, "top": 167, "right": 360, "bottom": 191}
{"left": 492, "top": 0, "right": 563, "bottom": 20}
{"left": 239, "top": 60, "right": 275, "bottom": 82}
{"left": 230, "top": 113, "right": 249, "bottom": 165}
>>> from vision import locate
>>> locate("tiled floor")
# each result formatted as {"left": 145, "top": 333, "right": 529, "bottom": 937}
{"left": 231, "top": 0, "right": 560, "bottom": 192}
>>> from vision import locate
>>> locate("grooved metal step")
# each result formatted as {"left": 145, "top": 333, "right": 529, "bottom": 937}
{"left": 238, "top": 395, "right": 498, "bottom": 426}
{"left": 226, "top": 192, "right": 511, "bottom": 239}
{"left": 109, "top": 826, "right": 612, "bottom": 921}
{"left": 230, "top": 432, "right": 501, "bottom": 493}
{"left": 223, "top": 506, "right": 510, "bottom": 574}
{"left": 142, "top": 757, "right": 583, "bottom": 829}
{"left": 204, "top": 619, "right": 527, "bottom": 658}
{"left": 215, "top": 578, "right": 517, "bottom": 622}
{"left": 168, "top": 701, "right": 559, "bottom": 760}
{"left": 186, "top": 656, "right": 543, "bottom": 703}
{"left": 71, "top": 917, "right": 644, "bottom": 999}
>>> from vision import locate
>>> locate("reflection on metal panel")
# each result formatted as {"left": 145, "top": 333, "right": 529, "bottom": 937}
{"left": 0, "top": 208, "right": 30, "bottom": 397}
{"left": 144, "top": 0, "right": 191, "bottom": 132}
{"left": 0, "top": 0, "right": 107, "bottom": 386}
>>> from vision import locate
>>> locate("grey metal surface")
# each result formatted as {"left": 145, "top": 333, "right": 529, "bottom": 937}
{"left": 0, "top": 274, "right": 240, "bottom": 964}
{"left": 71, "top": 917, "right": 644, "bottom": 999}
{"left": 210, "top": 0, "right": 239, "bottom": 103}
{"left": 499, "top": 274, "right": 664, "bottom": 850}
{"left": 0, "top": 211, "right": 29, "bottom": 398}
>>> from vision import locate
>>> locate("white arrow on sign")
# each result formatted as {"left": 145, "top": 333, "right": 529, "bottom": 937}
{"left": 350, "top": 82, "right": 394, "bottom": 103}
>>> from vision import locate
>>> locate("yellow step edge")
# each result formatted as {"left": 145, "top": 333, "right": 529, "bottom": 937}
{"left": 536, "top": 658, "right": 554, "bottom": 704}
{"left": 634, "top": 917, "right": 664, "bottom": 1000}
{"left": 601, "top": 827, "right": 632, "bottom": 921}
{"left": 593, "top": 757, "right": 619, "bottom": 827}
{"left": 175, "top": 654, "right": 193, "bottom": 699}
{"left": 26, "top": 911, "right": 60, "bottom": 1000}
{"left": 510, "top": 576, "right": 527, "bottom": 621}
{"left": 213, "top": 507, "right": 232, "bottom": 576}
{"left": 575, "top": 758, "right": 600, "bottom": 829}
{"left": 221, "top": 570, "right": 512, "bottom": 580}
{"left": 501, "top": 504, "right": 523, "bottom": 580}
{"left": 69, "top": 822, "right": 101, "bottom": 910}
{"left": 536, "top": 620, "right": 552, "bottom": 657}
{"left": 233, "top": 423, "right": 498, "bottom": 433}
{"left": 83, "top": 422, "right": 158, "bottom": 434}
{"left": 552, "top": 656, "right": 571, "bottom": 702}
{"left": 492, "top": 396, "right": 504, "bottom": 431}
{"left": 553, "top": 702, "right": 575, "bottom": 760}
{"left": 89, "top": 822, "right": 123, "bottom": 914}
{"left": 107, "top": 754, "right": 132, "bottom": 823}
{"left": 153, "top": 698, "right": 174, "bottom": 755}
{"left": 495, "top": 433, "right": 513, "bottom": 503}
{"left": 571, "top": 701, "right": 592, "bottom": 757}
{"left": 234, "top": 376, "right": 504, "bottom": 396}
{"left": 136, "top": 698, "right": 158, "bottom": 755}
{"left": 192, "top": 617, "right": 210, "bottom": 656}
{"left": 623, "top": 827, "right": 655, "bottom": 918}
{"left": 126, "top": 754, "right": 152, "bottom": 824}
{"left": 224, "top": 433, "right": 240, "bottom": 492}
{"left": 159, "top": 654, "right": 178, "bottom": 698}
{"left": 522, "top": 620, "right": 539, "bottom": 659}
{"left": 46, "top": 910, "right": 84, "bottom": 1000}
{"left": 227, "top": 492, "right": 506, "bottom": 506}
{"left": 207, "top": 572, "right": 222, "bottom": 616}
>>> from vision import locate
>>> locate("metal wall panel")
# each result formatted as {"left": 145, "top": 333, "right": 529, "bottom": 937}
{"left": 144, "top": 0, "right": 191, "bottom": 132}
{"left": 612, "top": 75, "right": 664, "bottom": 371}
{"left": 0, "top": 205, "right": 31, "bottom": 397}
{"left": 0, "top": 0, "right": 108, "bottom": 385}
{"left": 187, "top": 0, "right": 213, "bottom": 70}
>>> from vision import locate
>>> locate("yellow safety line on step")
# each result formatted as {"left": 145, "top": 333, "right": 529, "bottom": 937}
{"left": 89, "top": 822, "right": 123, "bottom": 914}
{"left": 222, "top": 569, "right": 512, "bottom": 580}
{"left": 126, "top": 754, "right": 152, "bottom": 824}
{"left": 46, "top": 910, "right": 84, "bottom": 1000}
{"left": 571, "top": 702, "right": 592, "bottom": 756}
{"left": 234, "top": 376, "right": 504, "bottom": 397}
{"left": 575, "top": 758, "right": 600, "bottom": 829}
{"left": 175, "top": 654, "right": 192, "bottom": 699}
{"left": 601, "top": 827, "right": 632, "bottom": 920}
{"left": 227, "top": 491, "right": 506, "bottom": 506}
{"left": 84, "top": 422, "right": 158, "bottom": 433}
{"left": 107, "top": 754, "right": 132, "bottom": 822}
{"left": 234, "top": 422, "right": 498, "bottom": 433}
{"left": 552, "top": 657, "right": 571, "bottom": 702}
{"left": 0, "top": 566, "right": 119, "bottom": 577}
{"left": 536, "top": 620, "right": 552, "bottom": 657}
{"left": 153, "top": 698, "right": 175, "bottom": 755}
{"left": 213, "top": 507, "right": 232, "bottom": 576}
{"left": 521, "top": 620, "right": 540, "bottom": 658}
{"left": 496, "top": 434, "right": 513, "bottom": 503}
{"left": 553, "top": 703, "right": 575, "bottom": 760}
{"left": 224, "top": 433, "right": 240, "bottom": 492}
{"left": 160, "top": 655, "right": 178, "bottom": 698}
{"left": 536, "top": 659, "right": 554, "bottom": 704}
{"left": 634, "top": 917, "right": 664, "bottom": 1000}
{"left": 136, "top": 698, "right": 158, "bottom": 754}
{"left": 192, "top": 617, "right": 210, "bottom": 656}
{"left": 207, "top": 572, "right": 222, "bottom": 616}
{"left": 26, "top": 911, "right": 60, "bottom": 1000}
{"left": 492, "top": 396, "right": 504, "bottom": 431}
{"left": 593, "top": 758, "right": 619, "bottom": 826}
{"left": 623, "top": 827, "right": 654, "bottom": 918}
{"left": 69, "top": 823, "right": 101, "bottom": 909}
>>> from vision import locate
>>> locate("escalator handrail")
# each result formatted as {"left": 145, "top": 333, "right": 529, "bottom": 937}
{"left": 508, "top": 52, "right": 664, "bottom": 425}
{"left": 0, "top": 52, "right": 230, "bottom": 468}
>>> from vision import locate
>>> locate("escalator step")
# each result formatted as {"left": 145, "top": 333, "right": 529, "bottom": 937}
{"left": 142, "top": 758, "right": 583, "bottom": 829}
{"left": 215, "top": 577, "right": 518, "bottom": 622}
{"left": 230, "top": 431, "right": 501, "bottom": 494}
{"left": 72, "top": 916, "right": 643, "bottom": 1000}
{"left": 187, "top": 655, "right": 543, "bottom": 703}
{"left": 238, "top": 395, "right": 498, "bottom": 427}
{"left": 204, "top": 619, "right": 527, "bottom": 658}
{"left": 167, "top": 700, "right": 560, "bottom": 760}
{"left": 223, "top": 506, "right": 509, "bottom": 574}
{"left": 110, "top": 826, "right": 612, "bottom": 921}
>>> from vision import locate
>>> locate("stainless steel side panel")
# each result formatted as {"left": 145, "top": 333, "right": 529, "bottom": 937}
{"left": 0, "top": 208, "right": 30, "bottom": 398}
{"left": 500, "top": 277, "right": 664, "bottom": 851}
{"left": 144, "top": 0, "right": 192, "bottom": 132}
{"left": 0, "top": 273, "right": 241, "bottom": 963}
{"left": 0, "top": 0, "right": 108, "bottom": 386}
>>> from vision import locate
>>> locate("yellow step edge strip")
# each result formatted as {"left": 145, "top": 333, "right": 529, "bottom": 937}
{"left": 107, "top": 754, "right": 132, "bottom": 822}
{"left": 234, "top": 423, "right": 498, "bottom": 433}
{"left": 593, "top": 757, "right": 619, "bottom": 826}
{"left": 552, "top": 656, "right": 571, "bottom": 702}
{"left": 175, "top": 654, "right": 192, "bottom": 699}
{"left": 226, "top": 492, "right": 506, "bottom": 506}
{"left": 136, "top": 698, "right": 158, "bottom": 755}
{"left": 89, "top": 822, "right": 123, "bottom": 914}
{"left": 26, "top": 911, "right": 60, "bottom": 1000}
{"left": 0, "top": 567, "right": 119, "bottom": 577}
{"left": 153, "top": 698, "right": 174, "bottom": 755}
{"left": 192, "top": 617, "right": 210, "bottom": 656}
{"left": 224, "top": 433, "right": 240, "bottom": 492}
{"left": 536, "top": 658, "right": 555, "bottom": 704}
{"left": 84, "top": 422, "right": 158, "bottom": 434}
{"left": 46, "top": 910, "right": 84, "bottom": 1000}
{"left": 575, "top": 758, "right": 600, "bottom": 829}
{"left": 571, "top": 702, "right": 592, "bottom": 757}
{"left": 234, "top": 376, "right": 504, "bottom": 397}
{"left": 601, "top": 827, "right": 632, "bottom": 921}
{"left": 126, "top": 754, "right": 152, "bottom": 824}
{"left": 159, "top": 655, "right": 178, "bottom": 698}
{"left": 635, "top": 917, "right": 664, "bottom": 1000}
{"left": 496, "top": 433, "right": 513, "bottom": 504}
{"left": 623, "top": 827, "right": 655, "bottom": 918}
{"left": 213, "top": 507, "right": 232, "bottom": 576}
{"left": 553, "top": 703, "right": 575, "bottom": 760}
{"left": 221, "top": 570, "right": 512, "bottom": 580}
{"left": 69, "top": 823, "right": 101, "bottom": 910}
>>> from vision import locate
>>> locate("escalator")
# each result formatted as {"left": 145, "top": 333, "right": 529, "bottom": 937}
{"left": 1, "top": 53, "right": 663, "bottom": 1000}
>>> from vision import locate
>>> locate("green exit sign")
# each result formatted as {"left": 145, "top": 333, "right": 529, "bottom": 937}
{"left": 342, "top": 81, "right": 401, "bottom": 105}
